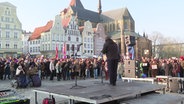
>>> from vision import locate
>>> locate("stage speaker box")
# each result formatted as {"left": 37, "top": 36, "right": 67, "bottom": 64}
{"left": 124, "top": 60, "right": 136, "bottom": 78}
{"left": 169, "top": 77, "right": 179, "bottom": 93}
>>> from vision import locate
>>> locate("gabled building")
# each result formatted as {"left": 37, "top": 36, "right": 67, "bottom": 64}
{"left": 29, "top": 15, "right": 66, "bottom": 58}
{"left": 40, "top": 15, "right": 65, "bottom": 58}
{"left": 29, "top": 20, "right": 53, "bottom": 57}
{"left": 80, "top": 21, "right": 94, "bottom": 57}
{"left": 62, "top": 15, "right": 82, "bottom": 58}
{"left": 94, "top": 23, "right": 106, "bottom": 56}
{"left": 0, "top": 2, "right": 22, "bottom": 58}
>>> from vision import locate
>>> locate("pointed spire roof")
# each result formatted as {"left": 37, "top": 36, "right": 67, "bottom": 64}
{"left": 98, "top": 0, "right": 102, "bottom": 14}
{"left": 69, "top": 0, "right": 84, "bottom": 9}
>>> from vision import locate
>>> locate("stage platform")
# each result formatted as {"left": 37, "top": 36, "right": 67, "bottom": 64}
{"left": 34, "top": 80, "right": 165, "bottom": 104}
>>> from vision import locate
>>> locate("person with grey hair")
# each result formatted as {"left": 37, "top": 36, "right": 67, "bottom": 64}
{"left": 101, "top": 36, "right": 120, "bottom": 86}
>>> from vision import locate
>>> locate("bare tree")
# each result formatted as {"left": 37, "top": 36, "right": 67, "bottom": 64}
{"left": 148, "top": 31, "right": 164, "bottom": 57}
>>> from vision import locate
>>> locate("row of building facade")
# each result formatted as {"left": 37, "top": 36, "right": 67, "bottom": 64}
{"left": 0, "top": 0, "right": 153, "bottom": 59}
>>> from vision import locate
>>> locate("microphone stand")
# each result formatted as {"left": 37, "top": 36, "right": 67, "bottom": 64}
{"left": 70, "top": 67, "right": 86, "bottom": 89}
{"left": 70, "top": 48, "right": 85, "bottom": 89}
{"left": 94, "top": 53, "right": 108, "bottom": 85}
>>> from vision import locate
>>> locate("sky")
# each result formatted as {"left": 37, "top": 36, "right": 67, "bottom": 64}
{"left": 1, "top": 0, "right": 184, "bottom": 41}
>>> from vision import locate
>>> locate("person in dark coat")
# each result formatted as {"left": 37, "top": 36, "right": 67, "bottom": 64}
{"left": 0, "top": 58, "right": 5, "bottom": 80}
{"left": 101, "top": 36, "right": 120, "bottom": 86}
{"left": 4, "top": 61, "right": 11, "bottom": 80}
{"left": 44, "top": 59, "right": 50, "bottom": 79}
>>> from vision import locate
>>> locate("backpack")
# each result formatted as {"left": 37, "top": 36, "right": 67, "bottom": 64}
{"left": 42, "top": 95, "right": 55, "bottom": 104}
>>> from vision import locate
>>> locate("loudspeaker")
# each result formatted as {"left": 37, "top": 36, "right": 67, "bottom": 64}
{"left": 124, "top": 60, "right": 136, "bottom": 78}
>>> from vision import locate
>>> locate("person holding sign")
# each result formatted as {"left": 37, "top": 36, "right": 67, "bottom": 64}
{"left": 141, "top": 58, "right": 150, "bottom": 77}
{"left": 150, "top": 59, "right": 158, "bottom": 77}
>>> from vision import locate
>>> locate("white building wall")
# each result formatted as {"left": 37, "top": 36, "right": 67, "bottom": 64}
{"left": 64, "top": 16, "right": 82, "bottom": 57}
{"left": 82, "top": 21, "right": 94, "bottom": 57}
{"left": 0, "top": 2, "right": 22, "bottom": 57}
{"left": 22, "top": 32, "right": 32, "bottom": 55}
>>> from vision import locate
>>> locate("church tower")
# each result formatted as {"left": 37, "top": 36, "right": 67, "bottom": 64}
{"left": 98, "top": 0, "right": 102, "bottom": 14}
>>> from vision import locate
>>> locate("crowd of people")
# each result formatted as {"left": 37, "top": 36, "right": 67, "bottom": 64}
{"left": 138, "top": 56, "right": 184, "bottom": 78}
{"left": 0, "top": 56, "right": 109, "bottom": 81}
{"left": 0, "top": 55, "right": 184, "bottom": 82}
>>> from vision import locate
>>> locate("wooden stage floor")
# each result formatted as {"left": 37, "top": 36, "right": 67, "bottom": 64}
{"left": 34, "top": 80, "right": 165, "bottom": 104}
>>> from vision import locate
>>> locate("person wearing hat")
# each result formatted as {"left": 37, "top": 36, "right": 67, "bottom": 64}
{"left": 101, "top": 36, "right": 120, "bottom": 86}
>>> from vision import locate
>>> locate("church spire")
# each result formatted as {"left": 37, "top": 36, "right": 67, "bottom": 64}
{"left": 98, "top": 0, "right": 102, "bottom": 14}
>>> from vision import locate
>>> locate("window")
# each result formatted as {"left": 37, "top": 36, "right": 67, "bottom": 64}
{"left": 6, "top": 31, "right": 10, "bottom": 38}
{"left": 76, "top": 37, "right": 79, "bottom": 42}
{"left": 84, "top": 43, "right": 86, "bottom": 48}
{"left": 14, "top": 32, "right": 18, "bottom": 39}
{"left": 5, "top": 17, "right": 9, "bottom": 22}
{"left": 124, "top": 20, "right": 128, "bottom": 30}
{"left": 14, "top": 25, "right": 16, "bottom": 29}
{"left": 42, "top": 45, "right": 44, "bottom": 51}
{"left": 52, "top": 44, "right": 55, "bottom": 50}
{"left": 57, "top": 34, "right": 59, "bottom": 41}
{"left": 48, "top": 44, "right": 50, "bottom": 50}
{"left": 1, "top": 16, "right": 4, "bottom": 21}
{"left": 110, "top": 24, "right": 112, "bottom": 32}
{"left": 14, "top": 44, "right": 17, "bottom": 49}
{"left": 38, "top": 46, "right": 40, "bottom": 52}
{"left": 30, "top": 47, "right": 32, "bottom": 52}
{"left": 45, "top": 44, "right": 47, "bottom": 50}
{"left": 68, "top": 36, "right": 71, "bottom": 41}
{"left": 113, "top": 24, "right": 115, "bottom": 31}
{"left": 88, "top": 32, "right": 91, "bottom": 36}
{"left": 6, "top": 43, "right": 10, "bottom": 48}
{"left": 0, "top": 30, "right": 1, "bottom": 38}
{"left": 36, "top": 47, "right": 38, "bottom": 52}
{"left": 5, "top": 24, "right": 10, "bottom": 29}
{"left": 33, "top": 47, "right": 35, "bottom": 52}
{"left": 67, "top": 44, "right": 70, "bottom": 51}
{"left": 0, "top": 42, "right": 1, "bottom": 48}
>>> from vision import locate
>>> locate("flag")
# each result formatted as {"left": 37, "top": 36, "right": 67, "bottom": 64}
{"left": 128, "top": 46, "right": 134, "bottom": 60}
{"left": 55, "top": 44, "right": 58, "bottom": 59}
{"left": 62, "top": 42, "right": 66, "bottom": 59}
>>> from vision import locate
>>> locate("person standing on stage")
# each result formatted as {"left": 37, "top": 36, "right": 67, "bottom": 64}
{"left": 101, "top": 36, "right": 120, "bottom": 86}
